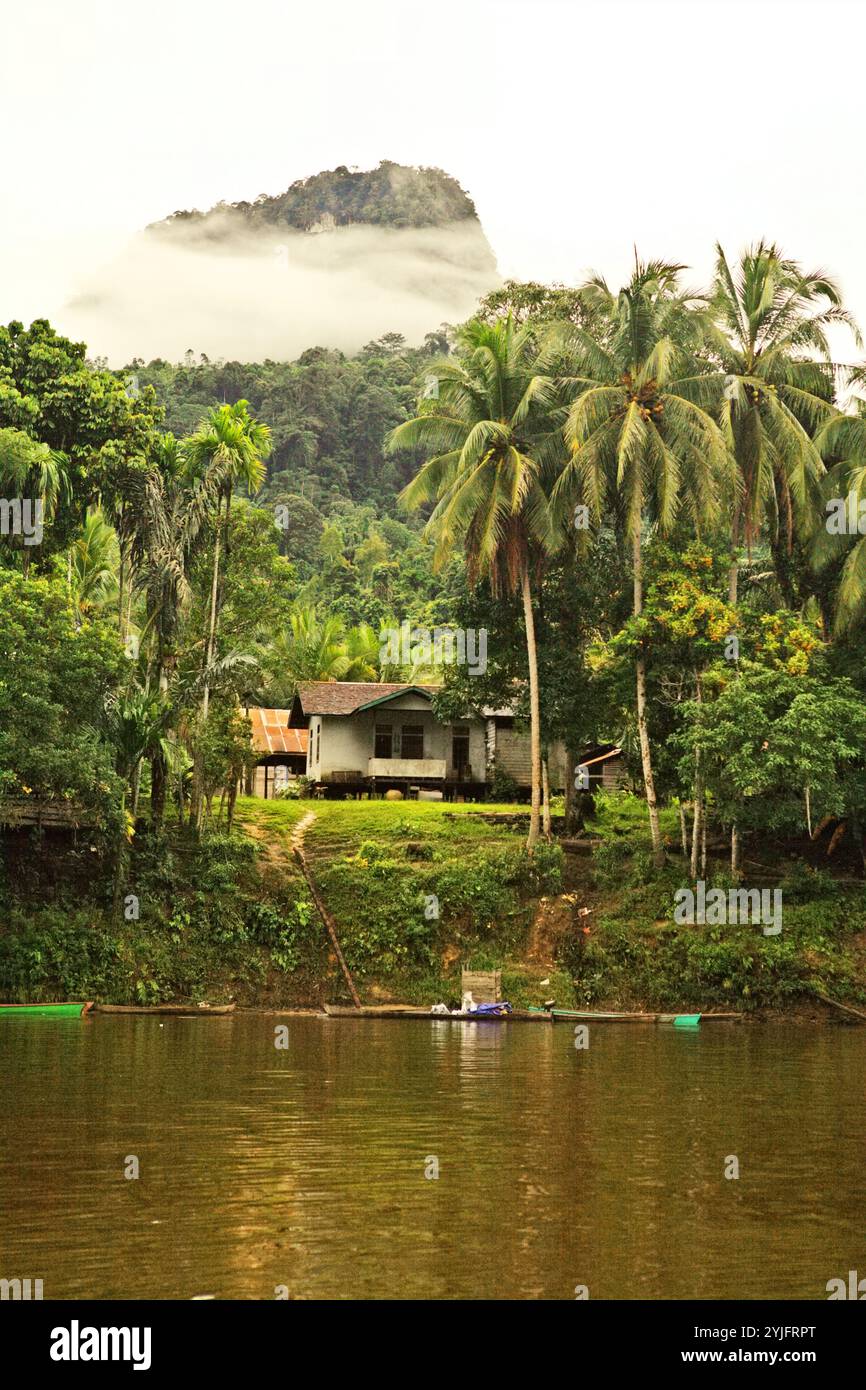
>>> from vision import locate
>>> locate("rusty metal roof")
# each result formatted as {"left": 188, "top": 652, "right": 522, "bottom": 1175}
{"left": 247, "top": 708, "right": 309, "bottom": 756}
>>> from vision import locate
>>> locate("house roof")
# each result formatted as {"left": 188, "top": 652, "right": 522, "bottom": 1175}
{"left": 290, "top": 681, "right": 440, "bottom": 723}
{"left": 247, "top": 708, "right": 309, "bottom": 756}
{"left": 578, "top": 745, "right": 623, "bottom": 767}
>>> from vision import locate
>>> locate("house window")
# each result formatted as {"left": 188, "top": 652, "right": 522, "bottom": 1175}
{"left": 401, "top": 724, "right": 424, "bottom": 760}
{"left": 452, "top": 725, "right": 470, "bottom": 776}
{"left": 374, "top": 724, "right": 393, "bottom": 758}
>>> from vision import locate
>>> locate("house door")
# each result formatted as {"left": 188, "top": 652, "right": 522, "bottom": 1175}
{"left": 452, "top": 726, "right": 470, "bottom": 779}
{"left": 374, "top": 724, "right": 393, "bottom": 758}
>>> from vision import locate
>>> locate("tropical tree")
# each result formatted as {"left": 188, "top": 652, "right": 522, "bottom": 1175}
{"left": 122, "top": 436, "right": 216, "bottom": 826}
{"left": 262, "top": 606, "right": 378, "bottom": 703}
{"left": 387, "top": 314, "right": 560, "bottom": 850}
{"left": 68, "top": 508, "right": 118, "bottom": 616}
{"left": 812, "top": 400, "right": 866, "bottom": 631}
{"left": 0, "top": 426, "right": 70, "bottom": 576}
{"left": 184, "top": 402, "right": 271, "bottom": 829}
{"left": 103, "top": 685, "right": 172, "bottom": 913}
{"left": 705, "top": 242, "right": 855, "bottom": 604}
{"left": 551, "top": 260, "right": 734, "bottom": 865}
{"left": 184, "top": 401, "right": 272, "bottom": 720}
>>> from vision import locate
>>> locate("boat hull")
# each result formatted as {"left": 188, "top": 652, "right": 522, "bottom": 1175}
{"left": 93, "top": 1003, "right": 235, "bottom": 1016}
{"left": 322, "top": 1004, "right": 550, "bottom": 1022}
{"left": 0, "top": 1002, "right": 92, "bottom": 1018}
{"left": 547, "top": 1009, "right": 742, "bottom": 1023}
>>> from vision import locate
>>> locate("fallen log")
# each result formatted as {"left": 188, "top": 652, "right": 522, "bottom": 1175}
{"left": 815, "top": 992, "right": 866, "bottom": 1023}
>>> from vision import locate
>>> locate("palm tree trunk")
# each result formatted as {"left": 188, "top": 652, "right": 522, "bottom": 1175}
{"left": 131, "top": 760, "right": 142, "bottom": 821}
{"left": 541, "top": 755, "right": 551, "bottom": 839}
{"left": 632, "top": 528, "right": 664, "bottom": 867}
{"left": 690, "top": 764, "right": 704, "bottom": 880}
{"left": 118, "top": 541, "right": 125, "bottom": 637}
{"left": 520, "top": 564, "right": 541, "bottom": 853}
{"left": 728, "top": 510, "right": 739, "bottom": 606}
{"left": 193, "top": 495, "right": 223, "bottom": 831}
{"left": 202, "top": 495, "right": 223, "bottom": 723}
{"left": 690, "top": 677, "right": 704, "bottom": 880}
{"left": 564, "top": 748, "right": 577, "bottom": 835}
{"left": 112, "top": 790, "right": 127, "bottom": 920}
{"left": 150, "top": 749, "right": 167, "bottom": 829}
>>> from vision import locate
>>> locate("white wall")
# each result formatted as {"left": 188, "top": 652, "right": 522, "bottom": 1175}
{"left": 315, "top": 704, "right": 487, "bottom": 781}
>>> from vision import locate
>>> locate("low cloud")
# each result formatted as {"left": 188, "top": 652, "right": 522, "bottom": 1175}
{"left": 35, "top": 217, "right": 500, "bottom": 364}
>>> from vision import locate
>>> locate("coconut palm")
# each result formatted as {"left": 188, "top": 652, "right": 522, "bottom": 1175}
{"left": 184, "top": 401, "right": 272, "bottom": 721}
{"left": 705, "top": 242, "right": 855, "bottom": 604}
{"left": 812, "top": 403, "right": 866, "bottom": 630}
{"left": 68, "top": 508, "right": 118, "bottom": 616}
{"left": 184, "top": 402, "right": 271, "bottom": 830}
{"left": 551, "top": 260, "right": 734, "bottom": 865}
{"left": 387, "top": 315, "right": 561, "bottom": 850}
{"left": 262, "top": 607, "right": 378, "bottom": 704}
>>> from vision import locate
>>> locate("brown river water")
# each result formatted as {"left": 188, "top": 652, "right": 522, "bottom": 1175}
{"left": 0, "top": 1014, "right": 863, "bottom": 1300}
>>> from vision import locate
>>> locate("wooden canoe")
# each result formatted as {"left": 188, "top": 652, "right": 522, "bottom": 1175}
{"left": 0, "top": 1001, "right": 93, "bottom": 1018}
{"left": 545, "top": 1008, "right": 742, "bottom": 1023}
{"left": 322, "top": 1004, "right": 550, "bottom": 1022}
{"left": 94, "top": 1002, "right": 235, "bottom": 1017}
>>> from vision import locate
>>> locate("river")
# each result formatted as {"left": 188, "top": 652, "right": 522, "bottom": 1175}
{"left": 0, "top": 1015, "right": 862, "bottom": 1299}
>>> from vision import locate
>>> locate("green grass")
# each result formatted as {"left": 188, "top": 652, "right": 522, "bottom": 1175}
{"left": 233, "top": 795, "right": 565, "bottom": 1004}
{"left": 586, "top": 790, "right": 680, "bottom": 844}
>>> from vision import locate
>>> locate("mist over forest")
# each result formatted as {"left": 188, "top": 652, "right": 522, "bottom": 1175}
{"left": 54, "top": 162, "right": 501, "bottom": 364}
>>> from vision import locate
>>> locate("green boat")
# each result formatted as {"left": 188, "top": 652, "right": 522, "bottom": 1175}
{"left": 0, "top": 1001, "right": 93, "bottom": 1018}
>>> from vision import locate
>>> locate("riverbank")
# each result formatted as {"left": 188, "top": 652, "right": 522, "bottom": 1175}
{"left": 1, "top": 794, "right": 865, "bottom": 1016}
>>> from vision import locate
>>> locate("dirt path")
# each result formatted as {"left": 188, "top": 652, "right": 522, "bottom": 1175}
{"left": 241, "top": 810, "right": 314, "bottom": 875}
{"left": 290, "top": 811, "right": 316, "bottom": 855}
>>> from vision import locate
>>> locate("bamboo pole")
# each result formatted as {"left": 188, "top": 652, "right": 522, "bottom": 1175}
{"left": 291, "top": 835, "right": 361, "bottom": 1008}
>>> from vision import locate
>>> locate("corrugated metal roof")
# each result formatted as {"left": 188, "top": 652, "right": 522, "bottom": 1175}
{"left": 248, "top": 708, "right": 308, "bottom": 756}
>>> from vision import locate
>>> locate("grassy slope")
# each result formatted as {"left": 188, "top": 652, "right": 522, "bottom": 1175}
{"left": 1, "top": 794, "right": 865, "bottom": 1012}
{"left": 233, "top": 795, "right": 866, "bottom": 1015}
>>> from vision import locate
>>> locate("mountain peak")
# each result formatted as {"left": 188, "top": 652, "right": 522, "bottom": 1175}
{"left": 150, "top": 160, "right": 484, "bottom": 238}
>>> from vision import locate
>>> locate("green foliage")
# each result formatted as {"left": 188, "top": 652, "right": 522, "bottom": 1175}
{"left": 0, "top": 319, "right": 162, "bottom": 558}
{"left": 248, "top": 898, "right": 315, "bottom": 972}
{"left": 593, "top": 839, "right": 635, "bottom": 887}
{"left": 0, "top": 571, "right": 124, "bottom": 818}
{"left": 156, "top": 161, "right": 482, "bottom": 235}
{"left": 678, "top": 663, "right": 866, "bottom": 833}
{"left": 488, "top": 764, "right": 520, "bottom": 802}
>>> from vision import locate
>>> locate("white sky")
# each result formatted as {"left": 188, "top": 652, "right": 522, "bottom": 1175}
{"left": 2, "top": 0, "right": 865, "bottom": 355}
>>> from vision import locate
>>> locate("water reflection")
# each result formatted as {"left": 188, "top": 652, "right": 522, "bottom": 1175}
{"left": 0, "top": 1015, "right": 863, "bottom": 1299}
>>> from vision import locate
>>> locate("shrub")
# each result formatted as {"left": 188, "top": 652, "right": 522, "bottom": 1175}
{"left": 593, "top": 839, "right": 634, "bottom": 887}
